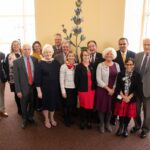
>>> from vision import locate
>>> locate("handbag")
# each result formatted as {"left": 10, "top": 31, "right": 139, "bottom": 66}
{"left": 0, "top": 60, "right": 7, "bottom": 82}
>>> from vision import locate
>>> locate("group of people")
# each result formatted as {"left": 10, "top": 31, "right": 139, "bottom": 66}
{"left": 0, "top": 33, "right": 150, "bottom": 139}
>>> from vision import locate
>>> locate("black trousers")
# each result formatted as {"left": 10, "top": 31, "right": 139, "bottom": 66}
{"left": 63, "top": 88, "right": 77, "bottom": 123}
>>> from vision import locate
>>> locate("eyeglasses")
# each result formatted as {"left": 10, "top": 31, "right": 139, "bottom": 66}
{"left": 125, "top": 64, "right": 134, "bottom": 66}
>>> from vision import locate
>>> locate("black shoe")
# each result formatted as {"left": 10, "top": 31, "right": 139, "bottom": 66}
{"left": 130, "top": 127, "right": 140, "bottom": 133}
{"left": 140, "top": 131, "right": 147, "bottom": 139}
{"left": 122, "top": 129, "right": 128, "bottom": 137}
{"left": 28, "top": 118, "right": 35, "bottom": 124}
{"left": 21, "top": 120, "right": 27, "bottom": 129}
{"left": 110, "top": 118, "right": 116, "bottom": 126}
{"left": 87, "top": 122, "right": 92, "bottom": 129}
{"left": 64, "top": 120, "right": 71, "bottom": 127}
{"left": 80, "top": 122, "right": 85, "bottom": 130}
{"left": 116, "top": 127, "right": 123, "bottom": 136}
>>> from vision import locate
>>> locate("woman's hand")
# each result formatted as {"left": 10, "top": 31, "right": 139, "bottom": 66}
{"left": 107, "top": 88, "right": 114, "bottom": 96}
{"left": 17, "top": 92, "right": 23, "bottom": 99}
{"left": 38, "top": 91, "right": 42, "bottom": 99}
{"left": 62, "top": 93, "right": 67, "bottom": 99}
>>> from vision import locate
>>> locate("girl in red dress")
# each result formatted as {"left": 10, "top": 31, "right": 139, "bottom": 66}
{"left": 114, "top": 58, "right": 142, "bottom": 137}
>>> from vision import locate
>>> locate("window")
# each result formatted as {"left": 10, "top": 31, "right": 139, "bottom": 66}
{"left": 123, "top": 0, "right": 144, "bottom": 53}
{"left": 143, "top": 0, "right": 150, "bottom": 38}
{"left": 0, "top": 0, "right": 35, "bottom": 54}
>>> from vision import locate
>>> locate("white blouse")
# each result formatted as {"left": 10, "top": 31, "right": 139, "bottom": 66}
{"left": 60, "top": 64, "right": 76, "bottom": 94}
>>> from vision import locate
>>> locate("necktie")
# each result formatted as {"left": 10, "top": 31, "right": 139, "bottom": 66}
{"left": 91, "top": 54, "right": 94, "bottom": 63}
{"left": 27, "top": 57, "right": 33, "bottom": 85}
{"left": 140, "top": 54, "right": 149, "bottom": 78}
{"left": 121, "top": 52, "right": 126, "bottom": 63}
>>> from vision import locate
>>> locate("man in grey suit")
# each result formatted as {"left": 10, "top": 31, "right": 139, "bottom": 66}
{"left": 132, "top": 38, "right": 150, "bottom": 138}
{"left": 53, "top": 33, "right": 62, "bottom": 56}
{"left": 54, "top": 40, "right": 71, "bottom": 65}
{"left": 14, "top": 44, "right": 38, "bottom": 129}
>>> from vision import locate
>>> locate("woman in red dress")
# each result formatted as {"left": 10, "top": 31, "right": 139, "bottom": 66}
{"left": 114, "top": 58, "right": 142, "bottom": 137}
{"left": 75, "top": 49, "right": 96, "bottom": 129}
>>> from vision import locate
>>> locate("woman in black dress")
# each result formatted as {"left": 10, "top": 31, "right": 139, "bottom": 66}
{"left": 36, "top": 44, "right": 61, "bottom": 128}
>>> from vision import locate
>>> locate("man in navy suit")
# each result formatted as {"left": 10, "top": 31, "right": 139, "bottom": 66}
{"left": 114, "top": 37, "right": 136, "bottom": 71}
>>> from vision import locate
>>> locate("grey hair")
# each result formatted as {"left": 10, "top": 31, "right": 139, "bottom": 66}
{"left": 102, "top": 47, "right": 117, "bottom": 60}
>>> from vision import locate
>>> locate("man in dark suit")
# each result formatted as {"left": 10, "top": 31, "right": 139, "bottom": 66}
{"left": 54, "top": 40, "right": 71, "bottom": 65}
{"left": 87, "top": 40, "right": 103, "bottom": 71}
{"left": 114, "top": 37, "right": 136, "bottom": 71}
{"left": 0, "top": 51, "right": 8, "bottom": 118}
{"left": 53, "top": 33, "right": 63, "bottom": 56}
{"left": 132, "top": 38, "right": 150, "bottom": 138}
{"left": 14, "top": 44, "right": 38, "bottom": 129}
{"left": 87, "top": 40, "right": 103, "bottom": 123}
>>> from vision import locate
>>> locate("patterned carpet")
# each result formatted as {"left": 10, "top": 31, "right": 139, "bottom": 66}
{"left": 0, "top": 83, "right": 150, "bottom": 150}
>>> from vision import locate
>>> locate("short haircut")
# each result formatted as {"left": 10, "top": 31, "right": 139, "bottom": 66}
{"left": 87, "top": 40, "right": 97, "bottom": 47}
{"left": 118, "top": 37, "right": 129, "bottom": 44}
{"left": 55, "top": 33, "right": 62, "bottom": 37}
{"left": 102, "top": 47, "right": 117, "bottom": 60}
{"left": 42, "top": 44, "right": 54, "bottom": 55}
{"left": 62, "top": 40, "right": 71, "bottom": 47}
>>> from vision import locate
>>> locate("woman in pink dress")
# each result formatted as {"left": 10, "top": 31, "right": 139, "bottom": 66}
{"left": 75, "top": 49, "right": 96, "bottom": 129}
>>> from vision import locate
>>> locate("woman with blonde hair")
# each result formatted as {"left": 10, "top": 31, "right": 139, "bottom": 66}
{"left": 60, "top": 51, "right": 77, "bottom": 127}
{"left": 5, "top": 40, "right": 22, "bottom": 115}
{"left": 36, "top": 44, "right": 61, "bottom": 128}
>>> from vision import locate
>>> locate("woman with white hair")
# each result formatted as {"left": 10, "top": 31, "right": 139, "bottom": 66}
{"left": 36, "top": 44, "right": 61, "bottom": 128}
{"left": 95, "top": 47, "right": 120, "bottom": 133}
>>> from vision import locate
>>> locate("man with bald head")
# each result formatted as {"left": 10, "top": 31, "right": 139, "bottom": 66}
{"left": 14, "top": 44, "right": 38, "bottom": 129}
{"left": 132, "top": 38, "right": 150, "bottom": 138}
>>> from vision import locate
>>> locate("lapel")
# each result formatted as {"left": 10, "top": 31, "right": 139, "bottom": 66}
{"left": 20, "top": 56, "right": 28, "bottom": 80}
{"left": 126, "top": 51, "right": 130, "bottom": 60}
{"left": 118, "top": 51, "right": 124, "bottom": 63}
{"left": 145, "top": 54, "right": 150, "bottom": 73}
{"left": 138, "top": 53, "right": 144, "bottom": 72}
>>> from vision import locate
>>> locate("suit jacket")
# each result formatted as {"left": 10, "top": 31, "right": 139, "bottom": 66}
{"left": 54, "top": 52, "right": 65, "bottom": 65}
{"left": 91, "top": 52, "right": 103, "bottom": 72}
{"left": 53, "top": 45, "right": 63, "bottom": 56}
{"left": 114, "top": 50, "right": 136, "bottom": 71}
{"left": 115, "top": 71, "right": 142, "bottom": 103}
{"left": 13, "top": 56, "right": 38, "bottom": 96}
{"left": 135, "top": 52, "right": 150, "bottom": 98}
